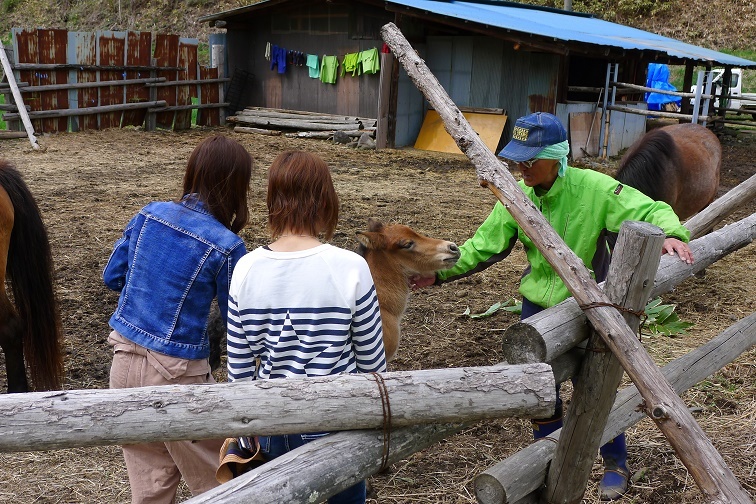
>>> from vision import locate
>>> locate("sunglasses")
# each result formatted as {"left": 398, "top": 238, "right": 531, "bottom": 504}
{"left": 518, "top": 159, "right": 537, "bottom": 169}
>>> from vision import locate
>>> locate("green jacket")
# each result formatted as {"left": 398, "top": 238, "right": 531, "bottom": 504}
{"left": 437, "top": 166, "right": 690, "bottom": 309}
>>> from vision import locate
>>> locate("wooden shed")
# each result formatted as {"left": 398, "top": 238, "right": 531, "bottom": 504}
{"left": 200, "top": 0, "right": 756, "bottom": 155}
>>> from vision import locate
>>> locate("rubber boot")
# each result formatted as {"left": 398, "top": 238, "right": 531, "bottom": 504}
{"left": 531, "top": 400, "right": 563, "bottom": 440}
{"left": 599, "top": 432, "right": 629, "bottom": 500}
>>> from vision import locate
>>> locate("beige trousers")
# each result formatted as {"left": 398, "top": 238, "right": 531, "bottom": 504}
{"left": 108, "top": 332, "right": 223, "bottom": 504}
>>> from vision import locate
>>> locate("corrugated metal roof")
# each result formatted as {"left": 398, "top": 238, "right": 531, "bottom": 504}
{"left": 386, "top": 0, "right": 756, "bottom": 68}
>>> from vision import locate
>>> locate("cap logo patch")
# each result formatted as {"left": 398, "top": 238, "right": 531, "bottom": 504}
{"left": 512, "top": 126, "right": 530, "bottom": 142}
{"left": 614, "top": 183, "right": 623, "bottom": 195}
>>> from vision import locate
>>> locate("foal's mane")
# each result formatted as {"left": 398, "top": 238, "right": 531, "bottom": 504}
{"left": 615, "top": 128, "right": 678, "bottom": 202}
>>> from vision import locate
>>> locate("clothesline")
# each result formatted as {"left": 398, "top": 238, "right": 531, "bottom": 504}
{"left": 264, "top": 42, "right": 381, "bottom": 84}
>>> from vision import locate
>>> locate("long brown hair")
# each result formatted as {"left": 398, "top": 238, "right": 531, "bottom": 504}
{"left": 267, "top": 151, "right": 339, "bottom": 240}
{"left": 182, "top": 135, "right": 253, "bottom": 233}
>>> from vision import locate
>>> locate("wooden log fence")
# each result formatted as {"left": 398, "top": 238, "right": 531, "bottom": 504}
{"left": 501, "top": 212, "right": 756, "bottom": 366}
{"left": 381, "top": 21, "right": 751, "bottom": 502}
{"left": 0, "top": 364, "right": 554, "bottom": 453}
{"left": 3, "top": 29, "right": 228, "bottom": 133}
{"left": 184, "top": 311, "right": 756, "bottom": 504}
{"left": 476, "top": 311, "right": 756, "bottom": 504}
{"left": 684, "top": 172, "right": 756, "bottom": 239}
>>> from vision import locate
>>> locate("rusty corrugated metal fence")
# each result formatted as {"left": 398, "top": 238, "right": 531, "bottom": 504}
{"left": 1, "top": 28, "right": 228, "bottom": 133}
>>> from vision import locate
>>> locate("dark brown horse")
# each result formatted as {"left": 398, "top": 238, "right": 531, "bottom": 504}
{"left": 616, "top": 123, "right": 721, "bottom": 220}
{"left": 0, "top": 160, "right": 63, "bottom": 393}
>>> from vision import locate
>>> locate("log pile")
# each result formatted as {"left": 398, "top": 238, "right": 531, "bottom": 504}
{"left": 228, "top": 106, "right": 377, "bottom": 139}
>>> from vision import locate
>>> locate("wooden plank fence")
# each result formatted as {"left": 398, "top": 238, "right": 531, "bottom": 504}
{"left": 0, "top": 28, "right": 229, "bottom": 133}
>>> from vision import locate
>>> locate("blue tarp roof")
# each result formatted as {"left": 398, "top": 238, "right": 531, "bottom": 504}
{"left": 200, "top": 0, "right": 756, "bottom": 68}
{"left": 385, "top": 0, "right": 756, "bottom": 68}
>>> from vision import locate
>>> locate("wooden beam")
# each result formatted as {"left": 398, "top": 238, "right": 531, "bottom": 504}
{"left": 545, "top": 222, "right": 665, "bottom": 503}
{"left": 684, "top": 173, "right": 756, "bottom": 239}
{"left": 381, "top": 22, "right": 751, "bottom": 502}
{"left": 0, "top": 39, "right": 39, "bottom": 150}
{"left": 0, "top": 364, "right": 554, "bottom": 452}
{"left": 145, "top": 77, "right": 230, "bottom": 87}
{"left": 15, "top": 77, "right": 166, "bottom": 93}
{"left": 10, "top": 63, "right": 183, "bottom": 71}
{"left": 148, "top": 102, "right": 229, "bottom": 113}
{"left": 2, "top": 100, "right": 167, "bottom": 121}
{"left": 608, "top": 104, "right": 711, "bottom": 122}
{"left": 186, "top": 422, "right": 470, "bottom": 504}
{"left": 475, "top": 312, "right": 756, "bottom": 504}
{"left": 501, "top": 213, "right": 756, "bottom": 365}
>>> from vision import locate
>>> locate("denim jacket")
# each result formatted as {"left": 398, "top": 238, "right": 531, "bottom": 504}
{"left": 103, "top": 195, "right": 247, "bottom": 360}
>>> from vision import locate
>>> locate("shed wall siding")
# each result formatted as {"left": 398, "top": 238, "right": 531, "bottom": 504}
{"left": 225, "top": 4, "right": 389, "bottom": 118}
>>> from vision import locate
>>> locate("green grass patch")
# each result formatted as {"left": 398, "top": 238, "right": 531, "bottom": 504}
{"left": 0, "top": 93, "right": 6, "bottom": 130}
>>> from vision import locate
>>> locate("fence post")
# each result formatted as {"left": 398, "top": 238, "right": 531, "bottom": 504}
{"left": 544, "top": 221, "right": 665, "bottom": 503}
{"left": 0, "top": 39, "right": 39, "bottom": 149}
{"left": 146, "top": 57, "right": 157, "bottom": 131}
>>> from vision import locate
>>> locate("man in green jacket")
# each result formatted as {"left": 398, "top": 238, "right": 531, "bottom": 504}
{"left": 412, "top": 112, "right": 693, "bottom": 500}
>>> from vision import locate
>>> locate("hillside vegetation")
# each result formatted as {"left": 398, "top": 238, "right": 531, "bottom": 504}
{"left": 1, "top": 0, "right": 755, "bottom": 51}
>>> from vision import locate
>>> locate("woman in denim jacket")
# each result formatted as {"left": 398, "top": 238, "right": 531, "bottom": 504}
{"left": 103, "top": 135, "right": 253, "bottom": 504}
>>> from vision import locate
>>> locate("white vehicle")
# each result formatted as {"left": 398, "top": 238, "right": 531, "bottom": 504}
{"left": 690, "top": 68, "right": 756, "bottom": 119}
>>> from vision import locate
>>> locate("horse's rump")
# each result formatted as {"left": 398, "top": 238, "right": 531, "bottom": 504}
{"left": 616, "top": 123, "right": 721, "bottom": 220}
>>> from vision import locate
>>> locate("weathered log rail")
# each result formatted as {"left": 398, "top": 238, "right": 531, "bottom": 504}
{"left": 0, "top": 364, "right": 554, "bottom": 452}
{"left": 476, "top": 311, "right": 756, "bottom": 504}
{"left": 501, "top": 212, "right": 756, "bottom": 365}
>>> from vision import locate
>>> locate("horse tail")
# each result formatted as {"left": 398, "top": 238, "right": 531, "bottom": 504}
{"left": 0, "top": 162, "right": 64, "bottom": 391}
{"left": 615, "top": 128, "right": 678, "bottom": 203}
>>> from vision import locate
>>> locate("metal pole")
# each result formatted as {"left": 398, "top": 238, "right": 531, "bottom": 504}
{"left": 598, "top": 63, "right": 611, "bottom": 158}
{"left": 692, "top": 70, "right": 704, "bottom": 124}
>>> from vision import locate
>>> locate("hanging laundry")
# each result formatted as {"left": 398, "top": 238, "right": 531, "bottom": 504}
{"left": 320, "top": 55, "right": 338, "bottom": 84}
{"left": 265, "top": 42, "right": 271, "bottom": 61}
{"left": 306, "top": 54, "right": 320, "bottom": 79}
{"left": 270, "top": 45, "right": 287, "bottom": 74}
{"left": 359, "top": 47, "right": 380, "bottom": 75}
{"left": 341, "top": 52, "right": 360, "bottom": 77}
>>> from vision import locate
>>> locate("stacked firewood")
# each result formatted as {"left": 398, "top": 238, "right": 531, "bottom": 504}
{"left": 228, "top": 106, "right": 377, "bottom": 139}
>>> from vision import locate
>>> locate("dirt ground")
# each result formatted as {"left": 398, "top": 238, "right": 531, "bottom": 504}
{"left": 0, "top": 124, "right": 753, "bottom": 503}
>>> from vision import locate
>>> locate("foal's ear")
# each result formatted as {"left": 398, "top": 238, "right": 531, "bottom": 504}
{"left": 367, "top": 217, "right": 384, "bottom": 232}
{"left": 355, "top": 230, "right": 379, "bottom": 249}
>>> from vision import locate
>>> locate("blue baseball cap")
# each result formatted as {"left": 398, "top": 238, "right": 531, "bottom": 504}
{"left": 498, "top": 112, "right": 567, "bottom": 162}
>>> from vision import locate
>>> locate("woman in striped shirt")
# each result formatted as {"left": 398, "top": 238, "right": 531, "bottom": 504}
{"left": 227, "top": 150, "right": 386, "bottom": 504}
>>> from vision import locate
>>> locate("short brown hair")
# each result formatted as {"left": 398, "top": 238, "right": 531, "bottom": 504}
{"left": 267, "top": 151, "right": 339, "bottom": 240}
{"left": 182, "top": 135, "right": 253, "bottom": 233}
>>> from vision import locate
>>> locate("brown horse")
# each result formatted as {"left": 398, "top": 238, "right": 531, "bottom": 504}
{"left": 616, "top": 123, "right": 721, "bottom": 220}
{"left": 0, "top": 160, "right": 63, "bottom": 393}
{"left": 356, "top": 218, "right": 460, "bottom": 361}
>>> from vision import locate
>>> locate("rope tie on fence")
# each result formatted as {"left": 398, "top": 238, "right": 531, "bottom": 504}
{"left": 370, "top": 372, "right": 392, "bottom": 471}
{"left": 578, "top": 301, "right": 648, "bottom": 349}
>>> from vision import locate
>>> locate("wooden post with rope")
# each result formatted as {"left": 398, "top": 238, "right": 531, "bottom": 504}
{"left": 380, "top": 21, "right": 751, "bottom": 503}
{"left": 544, "top": 221, "right": 665, "bottom": 502}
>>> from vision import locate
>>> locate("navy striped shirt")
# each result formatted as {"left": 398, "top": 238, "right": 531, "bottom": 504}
{"left": 227, "top": 244, "right": 386, "bottom": 381}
